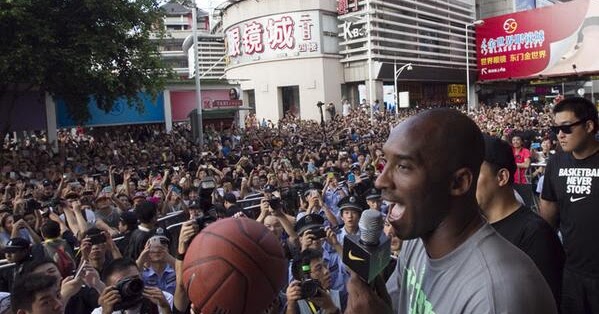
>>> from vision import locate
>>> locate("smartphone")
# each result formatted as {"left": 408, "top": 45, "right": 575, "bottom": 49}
{"left": 89, "top": 233, "right": 107, "bottom": 245}
{"left": 74, "top": 260, "right": 86, "bottom": 278}
{"left": 348, "top": 173, "right": 356, "bottom": 184}
{"left": 170, "top": 185, "right": 182, "bottom": 195}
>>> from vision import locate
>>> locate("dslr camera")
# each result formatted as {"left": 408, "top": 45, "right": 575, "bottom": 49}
{"left": 114, "top": 276, "right": 145, "bottom": 310}
{"left": 267, "top": 197, "right": 281, "bottom": 210}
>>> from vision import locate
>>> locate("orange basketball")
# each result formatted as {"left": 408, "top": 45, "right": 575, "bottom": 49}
{"left": 183, "top": 218, "right": 287, "bottom": 314}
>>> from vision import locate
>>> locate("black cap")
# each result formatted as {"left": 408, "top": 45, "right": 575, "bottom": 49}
{"left": 338, "top": 195, "right": 366, "bottom": 213}
{"left": 365, "top": 188, "right": 381, "bottom": 200}
{"left": 294, "top": 214, "right": 324, "bottom": 235}
{"left": 4, "top": 237, "right": 31, "bottom": 252}
{"left": 483, "top": 135, "right": 517, "bottom": 175}
{"left": 263, "top": 184, "right": 277, "bottom": 193}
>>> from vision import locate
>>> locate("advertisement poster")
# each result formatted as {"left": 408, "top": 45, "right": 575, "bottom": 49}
{"left": 476, "top": 0, "right": 597, "bottom": 81}
{"left": 56, "top": 93, "right": 164, "bottom": 127}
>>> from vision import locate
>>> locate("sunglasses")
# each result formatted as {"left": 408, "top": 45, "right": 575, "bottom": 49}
{"left": 550, "top": 119, "right": 587, "bottom": 134}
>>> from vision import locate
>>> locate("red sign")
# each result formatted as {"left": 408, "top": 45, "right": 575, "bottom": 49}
{"left": 476, "top": 0, "right": 593, "bottom": 81}
{"left": 170, "top": 90, "right": 242, "bottom": 122}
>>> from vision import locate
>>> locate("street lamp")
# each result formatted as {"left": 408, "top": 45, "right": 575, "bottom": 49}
{"left": 465, "top": 20, "right": 484, "bottom": 113}
{"left": 191, "top": 0, "right": 204, "bottom": 146}
{"left": 366, "top": 0, "right": 375, "bottom": 124}
{"left": 393, "top": 61, "right": 413, "bottom": 115}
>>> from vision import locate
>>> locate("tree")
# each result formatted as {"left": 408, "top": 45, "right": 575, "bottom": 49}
{"left": 0, "top": 0, "right": 172, "bottom": 134}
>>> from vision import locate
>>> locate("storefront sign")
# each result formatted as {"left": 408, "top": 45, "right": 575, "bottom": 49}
{"left": 225, "top": 11, "right": 321, "bottom": 66}
{"left": 476, "top": 0, "right": 594, "bottom": 81}
{"left": 337, "top": 0, "right": 359, "bottom": 15}
{"left": 342, "top": 21, "right": 367, "bottom": 40}
{"left": 448, "top": 84, "right": 466, "bottom": 97}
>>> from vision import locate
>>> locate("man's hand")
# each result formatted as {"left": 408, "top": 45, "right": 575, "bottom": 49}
{"left": 178, "top": 220, "right": 199, "bottom": 256}
{"left": 61, "top": 275, "right": 84, "bottom": 301}
{"left": 144, "top": 286, "right": 171, "bottom": 311}
{"left": 98, "top": 286, "right": 121, "bottom": 314}
{"left": 310, "top": 287, "right": 339, "bottom": 314}
{"left": 300, "top": 230, "right": 317, "bottom": 251}
{"left": 80, "top": 238, "right": 92, "bottom": 261}
{"left": 13, "top": 219, "right": 27, "bottom": 230}
{"left": 346, "top": 271, "right": 392, "bottom": 314}
{"left": 286, "top": 280, "right": 302, "bottom": 305}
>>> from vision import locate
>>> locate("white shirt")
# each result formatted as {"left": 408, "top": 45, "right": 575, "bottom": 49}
{"left": 91, "top": 291, "right": 173, "bottom": 314}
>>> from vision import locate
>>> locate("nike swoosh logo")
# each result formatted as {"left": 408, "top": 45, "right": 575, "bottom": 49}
{"left": 348, "top": 250, "right": 365, "bottom": 262}
{"left": 570, "top": 196, "right": 587, "bottom": 202}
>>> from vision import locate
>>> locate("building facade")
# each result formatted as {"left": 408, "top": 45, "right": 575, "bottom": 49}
{"left": 220, "top": 0, "right": 343, "bottom": 122}
{"left": 159, "top": 1, "right": 241, "bottom": 130}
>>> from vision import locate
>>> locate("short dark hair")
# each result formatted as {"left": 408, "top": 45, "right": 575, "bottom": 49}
{"left": 554, "top": 97, "right": 599, "bottom": 133}
{"left": 101, "top": 258, "right": 137, "bottom": 282}
{"left": 83, "top": 227, "right": 103, "bottom": 238}
{"left": 135, "top": 201, "right": 157, "bottom": 224}
{"left": 291, "top": 249, "right": 323, "bottom": 281}
{"left": 11, "top": 273, "right": 58, "bottom": 313}
{"left": 41, "top": 220, "right": 61, "bottom": 239}
{"left": 21, "top": 258, "right": 57, "bottom": 277}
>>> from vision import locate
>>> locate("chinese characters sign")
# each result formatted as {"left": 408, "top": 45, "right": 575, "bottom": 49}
{"left": 476, "top": 0, "right": 592, "bottom": 81}
{"left": 225, "top": 11, "right": 321, "bottom": 66}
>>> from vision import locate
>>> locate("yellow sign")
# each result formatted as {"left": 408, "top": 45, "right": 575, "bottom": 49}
{"left": 448, "top": 84, "right": 466, "bottom": 98}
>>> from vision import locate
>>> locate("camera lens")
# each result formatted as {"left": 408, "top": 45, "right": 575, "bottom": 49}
{"left": 122, "top": 278, "right": 144, "bottom": 297}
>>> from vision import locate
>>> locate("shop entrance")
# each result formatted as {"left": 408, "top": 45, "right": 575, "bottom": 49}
{"left": 281, "top": 86, "right": 300, "bottom": 118}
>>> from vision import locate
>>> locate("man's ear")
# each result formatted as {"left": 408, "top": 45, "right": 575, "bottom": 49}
{"left": 584, "top": 120, "right": 596, "bottom": 134}
{"left": 450, "top": 168, "right": 474, "bottom": 196}
{"left": 496, "top": 168, "right": 511, "bottom": 187}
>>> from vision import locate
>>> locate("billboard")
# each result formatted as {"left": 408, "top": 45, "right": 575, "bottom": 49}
{"left": 476, "top": 0, "right": 597, "bottom": 81}
{"left": 56, "top": 93, "right": 164, "bottom": 127}
{"left": 170, "top": 89, "right": 242, "bottom": 122}
{"left": 225, "top": 11, "right": 321, "bottom": 66}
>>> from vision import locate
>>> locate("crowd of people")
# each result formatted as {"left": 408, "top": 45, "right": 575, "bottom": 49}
{"left": 0, "top": 96, "right": 597, "bottom": 314}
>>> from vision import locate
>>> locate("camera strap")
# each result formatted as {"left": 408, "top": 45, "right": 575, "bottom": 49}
{"left": 307, "top": 301, "right": 318, "bottom": 314}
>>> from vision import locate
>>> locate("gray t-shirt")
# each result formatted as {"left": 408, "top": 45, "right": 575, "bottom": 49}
{"left": 386, "top": 224, "right": 557, "bottom": 314}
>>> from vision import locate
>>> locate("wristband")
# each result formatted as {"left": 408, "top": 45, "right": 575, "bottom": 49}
{"left": 175, "top": 251, "right": 186, "bottom": 261}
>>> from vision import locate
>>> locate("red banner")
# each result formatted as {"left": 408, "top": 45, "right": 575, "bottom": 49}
{"left": 476, "top": 0, "right": 595, "bottom": 81}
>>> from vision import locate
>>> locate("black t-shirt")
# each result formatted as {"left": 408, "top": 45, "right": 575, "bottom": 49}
{"left": 65, "top": 286, "right": 99, "bottom": 314}
{"left": 542, "top": 149, "right": 599, "bottom": 276}
{"left": 125, "top": 228, "right": 152, "bottom": 260}
{"left": 492, "top": 206, "right": 564, "bottom": 304}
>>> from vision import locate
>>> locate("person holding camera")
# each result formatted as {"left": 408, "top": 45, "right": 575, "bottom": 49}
{"left": 292, "top": 214, "right": 346, "bottom": 295}
{"left": 93, "top": 258, "right": 173, "bottom": 314}
{"left": 80, "top": 228, "right": 122, "bottom": 274}
{"left": 136, "top": 236, "right": 176, "bottom": 295}
{"left": 286, "top": 249, "right": 343, "bottom": 314}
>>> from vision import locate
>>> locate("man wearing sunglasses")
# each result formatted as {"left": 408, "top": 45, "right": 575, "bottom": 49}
{"left": 540, "top": 96, "right": 599, "bottom": 314}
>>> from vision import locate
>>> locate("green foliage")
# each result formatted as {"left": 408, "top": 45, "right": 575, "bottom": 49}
{"left": 0, "top": 0, "right": 173, "bottom": 124}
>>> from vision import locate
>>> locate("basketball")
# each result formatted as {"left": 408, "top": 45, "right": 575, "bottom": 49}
{"left": 183, "top": 218, "right": 287, "bottom": 314}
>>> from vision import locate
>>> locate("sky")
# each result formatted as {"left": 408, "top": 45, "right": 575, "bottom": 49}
{"left": 196, "top": 0, "right": 226, "bottom": 14}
